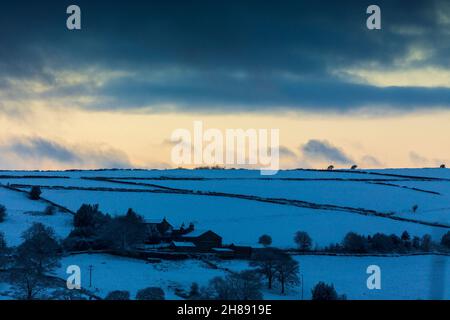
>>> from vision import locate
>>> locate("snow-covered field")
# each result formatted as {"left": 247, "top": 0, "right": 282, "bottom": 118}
{"left": 222, "top": 254, "right": 450, "bottom": 300}
{"left": 0, "top": 177, "right": 161, "bottom": 190}
{"left": 56, "top": 253, "right": 227, "bottom": 299}
{"left": 121, "top": 179, "right": 450, "bottom": 221}
{"left": 0, "top": 168, "right": 449, "bottom": 300}
{"left": 54, "top": 253, "right": 449, "bottom": 300}
{"left": 0, "top": 187, "right": 72, "bottom": 246}
{"left": 1, "top": 168, "right": 449, "bottom": 247}
{"left": 35, "top": 189, "right": 444, "bottom": 248}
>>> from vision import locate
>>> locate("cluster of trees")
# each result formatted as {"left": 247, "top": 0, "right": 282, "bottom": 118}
{"left": 1, "top": 218, "right": 168, "bottom": 300}
{"left": 105, "top": 287, "right": 165, "bottom": 300}
{"left": 311, "top": 282, "right": 346, "bottom": 300}
{"left": 260, "top": 230, "right": 450, "bottom": 254}
{"left": 189, "top": 263, "right": 345, "bottom": 300}
{"left": 1, "top": 223, "right": 62, "bottom": 299}
{"left": 187, "top": 273, "right": 346, "bottom": 300}
{"left": 195, "top": 270, "right": 263, "bottom": 300}
{"left": 63, "top": 204, "right": 147, "bottom": 252}
{"left": 326, "top": 231, "right": 440, "bottom": 254}
{"left": 250, "top": 248, "right": 299, "bottom": 294}
{"left": 259, "top": 231, "right": 313, "bottom": 251}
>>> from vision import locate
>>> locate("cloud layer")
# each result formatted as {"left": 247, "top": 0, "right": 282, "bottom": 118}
{"left": 0, "top": 137, "right": 131, "bottom": 169}
{"left": 1, "top": 1, "right": 450, "bottom": 113}
{"left": 300, "top": 140, "right": 354, "bottom": 165}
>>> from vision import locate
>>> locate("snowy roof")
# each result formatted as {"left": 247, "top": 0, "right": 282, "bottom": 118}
{"left": 181, "top": 229, "right": 211, "bottom": 237}
{"left": 212, "top": 248, "right": 233, "bottom": 252}
{"left": 138, "top": 243, "right": 171, "bottom": 249}
{"left": 171, "top": 241, "right": 196, "bottom": 247}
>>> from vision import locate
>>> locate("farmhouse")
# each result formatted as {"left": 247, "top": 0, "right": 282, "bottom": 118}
{"left": 179, "top": 229, "right": 222, "bottom": 249}
{"left": 140, "top": 219, "right": 225, "bottom": 254}
{"left": 144, "top": 218, "right": 174, "bottom": 241}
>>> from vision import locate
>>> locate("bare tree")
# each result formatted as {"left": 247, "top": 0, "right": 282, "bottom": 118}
{"left": 0, "top": 232, "right": 8, "bottom": 268}
{"left": 250, "top": 248, "right": 284, "bottom": 290}
{"left": 9, "top": 267, "right": 48, "bottom": 300}
{"left": 17, "top": 223, "right": 61, "bottom": 274}
{"left": 201, "top": 270, "right": 262, "bottom": 300}
{"left": 9, "top": 223, "right": 61, "bottom": 300}
{"left": 275, "top": 256, "right": 300, "bottom": 294}
{"left": 294, "top": 231, "right": 312, "bottom": 251}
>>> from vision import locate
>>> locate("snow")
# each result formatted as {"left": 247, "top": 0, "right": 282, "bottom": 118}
{"left": 212, "top": 248, "right": 233, "bottom": 252}
{"left": 0, "top": 283, "right": 13, "bottom": 300}
{"left": 0, "top": 178, "right": 161, "bottom": 191}
{"left": 171, "top": 241, "right": 196, "bottom": 247}
{"left": 369, "top": 168, "right": 450, "bottom": 179}
{"left": 123, "top": 179, "right": 450, "bottom": 225}
{"left": 220, "top": 254, "right": 450, "bottom": 300}
{"left": 0, "top": 187, "right": 73, "bottom": 246}
{"left": 54, "top": 253, "right": 450, "bottom": 300}
{"left": 0, "top": 168, "right": 415, "bottom": 180}
{"left": 55, "top": 253, "right": 227, "bottom": 299}
{"left": 1, "top": 168, "right": 449, "bottom": 300}
{"left": 40, "top": 189, "right": 446, "bottom": 248}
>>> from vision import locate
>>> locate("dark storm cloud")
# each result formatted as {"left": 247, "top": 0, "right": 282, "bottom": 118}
{"left": 2, "top": 137, "right": 132, "bottom": 168}
{"left": 92, "top": 74, "right": 450, "bottom": 111}
{"left": 301, "top": 140, "right": 354, "bottom": 164}
{"left": 9, "top": 137, "right": 81, "bottom": 163}
{"left": 1, "top": 0, "right": 450, "bottom": 112}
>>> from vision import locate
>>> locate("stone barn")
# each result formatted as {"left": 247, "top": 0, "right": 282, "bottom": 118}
{"left": 180, "top": 230, "right": 222, "bottom": 250}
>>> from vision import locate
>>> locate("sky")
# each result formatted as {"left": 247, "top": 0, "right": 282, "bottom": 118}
{"left": 1, "top": 0, "right": 450, "bottom": 170}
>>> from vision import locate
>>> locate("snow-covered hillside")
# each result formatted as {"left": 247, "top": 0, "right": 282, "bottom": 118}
{"left": 1, "top": 168, "right": 449, "bottom": 300}
{"left": 53, "top": 253, "right": 450, "bottom": 300}
{"left": 0, "top": 187, "right": 72, "bottom": 246}
{"left": 55, "top": 254, "right": 227, "bottom": 299}
{"left": 221, "top": 254, "right": 450, "bottom": 300}
{"left": 1, "top": 168, "right": 449, "bottom": 247}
